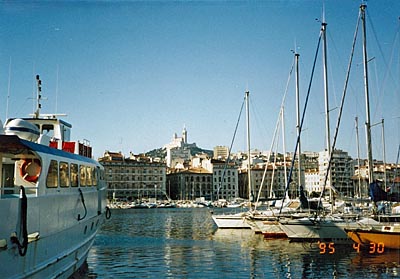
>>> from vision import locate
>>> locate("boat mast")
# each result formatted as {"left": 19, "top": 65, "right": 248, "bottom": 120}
{"left": 361, "top": 4, "right": 374, "bottom": 184}
{"left": 295, "top": 52, "right": 304, "bottom": 190}
{"left": 245, "top": 90, "right": 252, "bottom": 206}
{"left": 355, "top": 117, "right": 362, "bottom": 197}
{"left": 381, "top": 119, "right": 387, "bottom": 188}
{"left": 281, "top": 105, "right": 288, "bottom": 199}
{"left": 321, "top": 20, "right": 334, "bottom": 210}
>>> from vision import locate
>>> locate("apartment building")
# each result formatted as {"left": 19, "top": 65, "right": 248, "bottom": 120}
{"left": 99, "top": 151, "right": 167, "bottom": 201}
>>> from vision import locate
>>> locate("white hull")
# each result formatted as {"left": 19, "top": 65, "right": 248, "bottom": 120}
{"left": 0, "top": 190, "right": 106, "bottom": 278}
{"left": 278, "top": 216, "right": 379, "bottom": 244}
{"left": 246, "top": 217, "right": 286, "bottom": 237}
{"left": 211, "top": 213, "right": 251, "bottom": 229}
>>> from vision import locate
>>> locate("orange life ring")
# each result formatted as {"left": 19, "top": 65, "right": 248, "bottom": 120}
{"left": 20, "top": 159, "right": 41, "bottom": 183}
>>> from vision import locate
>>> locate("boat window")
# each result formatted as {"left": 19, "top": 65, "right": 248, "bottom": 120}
{"left": 86, "top": 166, "right": 93, "bottom": 186}
{"left": 46, "top": 160, "right": 58, "bottom": 188}
{"left": 93, "top": 167, "right": 98, "bottom": 186}
{"left": 80, "top": 165, "right": 86, "bottom": 187}
{"left": 71, "top": 163, "right": 79, "bottom": 187}
{"left": 60, "top": 161, "right": 70, "bottom": 187}
{"left": 41, "top": 124, "right": 55, "bottom": 138}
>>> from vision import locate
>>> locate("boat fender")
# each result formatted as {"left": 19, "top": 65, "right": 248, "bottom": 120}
{"left": 10, "top": 186, "right": 28, "bottom": 257}
{"left": 20, "top": 159, "right": 41, "bottom": 183}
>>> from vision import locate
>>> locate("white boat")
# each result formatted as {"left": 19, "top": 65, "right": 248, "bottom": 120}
{"left": 245, "top": 200, "right": 312, "bottom": 237}
{"left": 211, "top": 91, "right": 253, "bottom": 229}
{"left": 0, "top": 75, "right": 109, "bottom": 278}
{"left": 211, "top": 211, "right": 252, "bottom": 229}
{"left": 278, "top": 215, "right": 379, "bottom": 244}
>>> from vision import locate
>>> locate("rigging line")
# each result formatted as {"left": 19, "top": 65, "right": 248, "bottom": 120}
{"left": 256, "top": 59, "right": 295, "bottom": 207}
{"left": 278, "top": 31, "right": 323, "bottom": 217}
{"left": 326, "top": 31, "right": 341, "bottom": 110}
{"left": 385, "top": 18, "right": 400, "bottom": 93}
{"left": 392, "top": 144, "right": 400, "bottom": 188}
{"left": 256, "top": 112, "right": 281, "bottom": 206}
{"left": 318, "top": 7, "right": 362, "bottom": 205}
{"left": 366, "top": 9, "right": 397, "bottom": 120}
{"left": 248, "top": 95, "right": 266, "bottom": 145}
{"left": 217, "top": 96, "right": 245, "bottom": 199}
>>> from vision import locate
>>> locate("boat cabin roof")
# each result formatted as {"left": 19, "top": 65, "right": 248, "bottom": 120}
{"left": 0, "top": 135, "right": 96, "bottom": 164}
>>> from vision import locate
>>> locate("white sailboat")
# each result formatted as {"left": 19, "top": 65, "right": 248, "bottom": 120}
{"left": 280, "top": 4, "right": 400, "bottom": 245}
{"left": 211, "top": 90, "right": 252, "bottom": 229}
{"left": 279, "top": 6, "right": 373, "bottom": 244}
{"left": 245, "top": 52, "right": 310, "bottom": 237}
{"left": 0, "top": 75, "right": 110, "bottom": 278}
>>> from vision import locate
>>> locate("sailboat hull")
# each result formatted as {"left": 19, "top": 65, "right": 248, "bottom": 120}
{"left": 211, "top": 213, "right": 251, "bottom": 229}
{"left": 278, "top": 217, "right": 353, "bottom": 244}
{"left": 345, "top": 226, "right": 400, "bottom": 250}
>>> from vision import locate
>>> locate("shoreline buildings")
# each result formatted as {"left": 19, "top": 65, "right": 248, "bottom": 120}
{"left": 98, "top": 127, "right": 399, "bottom": 202}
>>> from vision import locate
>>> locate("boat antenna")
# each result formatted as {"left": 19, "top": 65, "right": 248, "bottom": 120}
{"left": 6, "top": 56, "right": 11, "bottom": 119}
{"left": 34, "top": 75, "right": 42, "bottom": 118}
{"left": 55, "top": 65, "right": 59, "bottom": 114}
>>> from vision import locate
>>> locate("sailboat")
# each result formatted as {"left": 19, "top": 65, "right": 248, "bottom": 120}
{"left": 0, "top": 75, "right": 110, "bottom": 278}
{"left": 211, "top": 90, "right": 252, "bottom": 229}
{"left": 245, "top": 52, "right": 314, "bottom": 237}
{"left": 278, "top": 5, "right": 384, "bottom": 244}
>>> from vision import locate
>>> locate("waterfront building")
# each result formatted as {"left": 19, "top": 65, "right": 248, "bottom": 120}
{"left": 99, "top": 151, "right": 167, "bottom": 201}
{"left": 166, "top": 167, "right": 213, "bottom": 200}
{"left": 318, "top": 149, "right": 354, "bottom": 197}
{"left": 238, "top": 162, "right": 290, "bottom": 201}
{"left": 191, "top": 156, "right": 239, "bottom": 201}
{"left": 304, "top": 168, "right": 320, "bottom": 195}
{"left": 209, "top": 159, "right": 239, "bottom": 201}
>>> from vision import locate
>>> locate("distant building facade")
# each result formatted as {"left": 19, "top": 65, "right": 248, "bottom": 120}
{"left": 99, "top": 151, "right": 167, "bottom": 201}
{"left": 318, "top": 149, "right": 354, "bottom": 196}
{"left": 167, "top": 167, "right": 213, "bottom": 200}
{"left": 213, "top": 145, "right": 229, "bottom": 160}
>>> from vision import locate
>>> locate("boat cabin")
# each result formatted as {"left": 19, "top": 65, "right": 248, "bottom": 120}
{"left": 0, "top": 116, "right": 102, "bottom": 197}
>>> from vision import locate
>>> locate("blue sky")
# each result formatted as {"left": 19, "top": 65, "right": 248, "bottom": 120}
{"left": 1, "top": 0, "right": 399, "bottom": 163}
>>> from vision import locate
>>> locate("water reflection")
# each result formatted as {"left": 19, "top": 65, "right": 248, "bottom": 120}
{"left": 84, "top": 208, "right": 399, "bottom": 278}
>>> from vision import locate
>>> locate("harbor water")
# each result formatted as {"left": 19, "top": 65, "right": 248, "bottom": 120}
{"left": 82, "top": 208, "right": 399, "bottom": 278}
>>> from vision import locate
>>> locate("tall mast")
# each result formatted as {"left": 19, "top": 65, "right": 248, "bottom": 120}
{"left": 295, "top": 52, "right": 304, "bottom": 189}
{"left": 355, "top": 117, "right": 362, "bottom": 197}
{"left": 361, "top": 4, "right": 374, "bottom": 184}
{"left": 381, "top": 119, "right": 387, "bottom": 188}
{"left": 245, "top": 90, "right": 252, "bottom": 205}
{"left": 281, "top": 105, "right": 288, "bottom": 199}
{"left": 321, "top": 21, "right": 333, "bottom": 209}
